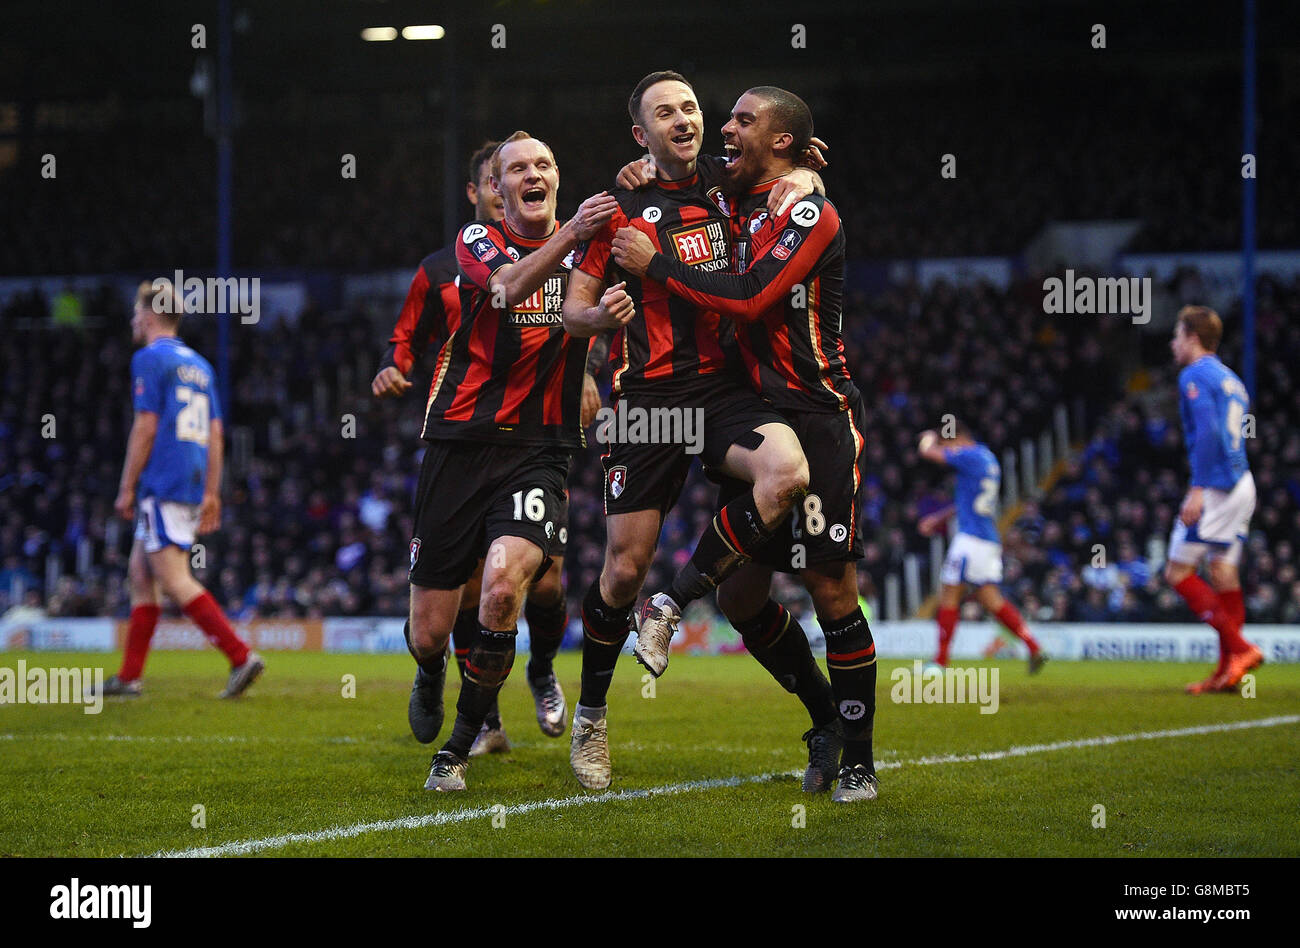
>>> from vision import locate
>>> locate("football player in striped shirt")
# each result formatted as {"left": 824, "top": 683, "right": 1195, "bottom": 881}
{"left": 411, "top": 132, "right": 618, "bottom": 791}
{"left": 373, "top": 142, "right": 601, "bottom": 757}
{"left": 562, "top": 72, "right": 822, "bottom": 791}
{"left": 101, "top": 281, "right": 263, "bottom": 699}
{"left": 1164, "top": 305, "right": 1261, "bottom": 693}
{"left": 611, "top": 87, "right": 878, "bottom": 802}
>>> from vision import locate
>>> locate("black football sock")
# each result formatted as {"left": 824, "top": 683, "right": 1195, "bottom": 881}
{"left": 667, "top": 491, "right": 776, "bottom": 609}
{"left": 821, "top": 607, "right": 877, "bottom": 771}
{"left": 441, "top": 626, "right": 517, "bottom": 759}
{"left": 452, "top": 606, "right": 500, "bottom": 728}
{"left": 579, "top": 581, "right": 632, "bottom": 708}
{"left": 525, "top": 597, "right": 568, "bottom": 680}
{"left": 403, "top": 619, "right": 448, "bottom": 679}
{"left": 451, "top": 607, "right": 476, "bottom": 681}
{"left": 735, "top": 600, "right": 836, "bottom": 729}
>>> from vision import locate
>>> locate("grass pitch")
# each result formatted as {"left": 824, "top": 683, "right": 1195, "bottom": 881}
{"left": 1, "top": 651, "right": 1297, "bottom": 857}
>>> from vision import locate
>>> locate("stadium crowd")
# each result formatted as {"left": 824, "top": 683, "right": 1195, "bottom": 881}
{"left": 2, "top": 267, "right": 1295, "bottom": 626}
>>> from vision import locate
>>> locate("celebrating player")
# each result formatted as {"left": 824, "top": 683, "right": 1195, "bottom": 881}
{"left": 611, "top": 87, "right": 878, "bottom": 801}
{"left": 562, "top": 71, "right": 821, "bottom": 790}
{"left": 917, "top": 421, "right": 1046, "bottom": 674}
{"left": 409, "top": 132, "right": 617, "bottom": 791}
{"left": 1164, "top": 306, "right": 1262, "bottom": 693}
{"left": 101, "top": 281, "right": 264, "bottom": 699}
{"left": 373, "top": 142, "right": 600, "bottom": 756}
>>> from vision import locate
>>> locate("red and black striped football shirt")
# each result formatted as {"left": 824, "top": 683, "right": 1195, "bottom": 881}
{"left": 381, "top": 246, "right": 461, "bottom": 377}
{"left": 645, "top": 186, "right": 856, "bottom": 414}
{"left": 420, "top": 220, "right": 587, "bottom": 448}
{"left": 574, "top": 160, "right": 738, "bottom": 398}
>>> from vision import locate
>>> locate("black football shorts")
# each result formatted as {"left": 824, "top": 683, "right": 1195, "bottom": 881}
{"left": 718, "top": 395, "right": 867, "bottom": 573}
{"left": 599, "top": 376, "right": 789, "bottom": 516}
{"left": 408, "top": 439, "right": 571, "bottom": 589}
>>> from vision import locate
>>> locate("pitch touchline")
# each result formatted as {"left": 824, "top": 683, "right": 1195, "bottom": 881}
{"left": 147, "top": 714, "right": 1299, "bottom": 858}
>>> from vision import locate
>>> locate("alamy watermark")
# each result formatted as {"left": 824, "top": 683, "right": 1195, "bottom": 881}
{"left": 1043, "top": 270, "right": 1150, "bottom": 325}
{"left": 0, "top": 661, "right": 103, "bottom": 714}
{"left": 890, "top": 660, "right": 1000, "bottom": 714}
{"left": 152, "top": 271, "right": 260, "bottom": 324}
{"left": 594, "top": 400, "right": 704, "bottom": 455}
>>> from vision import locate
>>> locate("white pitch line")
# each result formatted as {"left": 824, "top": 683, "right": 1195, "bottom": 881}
{"left": 150, "top": 772, "right": 797, "bottom": 858}
{"left": 147, "top": 714, "right": 1299, "bottom": 858}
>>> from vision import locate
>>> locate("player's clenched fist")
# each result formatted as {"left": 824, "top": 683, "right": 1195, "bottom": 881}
{"left": 611, "top": 227, "right": 656, "bottom": 277}
{"left": 113, "top": 487, "right": 135, "bottom": 522}
{"left": 371, "top": 366, "right": 412, "bottom": 399}
{"left": 566, "top": 191, "right": 621, "bottom": 241}
{"left": 594, "top": 281, "right": 636, "bottom": 330}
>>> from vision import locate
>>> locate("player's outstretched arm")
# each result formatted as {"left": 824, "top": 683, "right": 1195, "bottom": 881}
{"left": 917, "top": 430, "right": 949, "bottom": 465}
{"left": 114, "top": 411, "right": 158, "bottom": 521}
{"left": 487, "top": 192, "right": 619, "bottom": 307}
{"left": 563, "top": 269, "right": 635, "bottom": 338}
{"left": 198, "top": 417, "right": 224, "bottom": 534}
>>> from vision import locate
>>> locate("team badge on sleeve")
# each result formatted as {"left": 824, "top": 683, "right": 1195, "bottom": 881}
{"left": 409, "top": 538, "right": 422, "bottom": 571}
{"left": 772, "top": 229, "right": 802, "bottom": 260}
{"left": 473, "top": 238, "right": 499, "bottom": 262}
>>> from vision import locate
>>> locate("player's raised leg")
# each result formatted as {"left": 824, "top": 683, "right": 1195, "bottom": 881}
{"left": 635, "top": 420, "right": 808, "bottom": 677}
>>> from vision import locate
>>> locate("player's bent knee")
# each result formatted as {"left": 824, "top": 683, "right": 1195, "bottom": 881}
{"left": 1164, "top": 561, "right": 1191, "bottom": 586}
{"left": 479, "top": 579, "right": 526, "bottom": 630}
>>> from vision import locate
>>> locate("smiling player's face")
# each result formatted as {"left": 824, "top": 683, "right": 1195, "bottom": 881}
{"left": 635, "top": 80, "right": 704, "bottom": 171}
{"left": 721, "top": 92, "right": 786, "bottom": 190}
{"left": 493, "top": 139, "right": 559, "bottom": 231}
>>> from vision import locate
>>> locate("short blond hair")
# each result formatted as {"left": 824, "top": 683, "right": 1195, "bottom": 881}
{"left": 136, "top": 280, "right": 182, "bottom": 326}
{"left": 490, "top": 131, "right": 555, "bottom": 180}
{"left": 1178, "top": 305, "right": 1222, "bottom": 352}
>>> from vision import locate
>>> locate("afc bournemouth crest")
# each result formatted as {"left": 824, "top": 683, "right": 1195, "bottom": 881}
{"left": 408, "top": 538, "right": 422, "bottom": 572}
{"left": 607, "top": 465, "right": 628, "bottom": 500}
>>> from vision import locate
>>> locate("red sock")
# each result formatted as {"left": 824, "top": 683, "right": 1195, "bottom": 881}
{"left": 1215, "top": 588, "right": 1249, "bottom": 653}
{"left": 1173, "top": 575, "right": 1242, "bottom": 667}
{"left": 994, "top": 601, "right": 1040, "bottom": 654}
{"left": 119, "top": 604, "right": 161, "bottom": 681}
{"left": 936, "top": 607, "right": 958, "bottom": 665}
{"left": 182, "top": 590, "right": 250, "bottom": 667}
